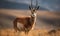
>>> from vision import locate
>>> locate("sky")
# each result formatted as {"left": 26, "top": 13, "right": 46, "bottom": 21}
{"left": 0, "top": 0, "right": 60, "bottom": 11}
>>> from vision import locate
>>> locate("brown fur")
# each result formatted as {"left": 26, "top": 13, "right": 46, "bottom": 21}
{"left": 13, "top": 16, "right": 35, "bottom": 34}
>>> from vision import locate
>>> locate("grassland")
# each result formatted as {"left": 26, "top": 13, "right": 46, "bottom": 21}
{"left": 0, "top": 9, "right": 60, "bottom": 36}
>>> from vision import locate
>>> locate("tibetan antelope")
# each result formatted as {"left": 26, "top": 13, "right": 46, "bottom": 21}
{"left": 13, "top": 0, "right": 39, "bottom": 34}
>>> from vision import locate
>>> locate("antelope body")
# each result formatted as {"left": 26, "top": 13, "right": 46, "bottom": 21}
{"left": 13, "top": 0, "right": 39, "bottom": 34}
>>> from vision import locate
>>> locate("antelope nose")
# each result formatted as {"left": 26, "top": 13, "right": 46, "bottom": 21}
{"left": 33, "top": 10, "right": 35, "bottom": 11}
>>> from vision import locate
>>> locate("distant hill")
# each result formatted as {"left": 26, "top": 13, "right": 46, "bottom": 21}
{"left": 0, "top": 0, "right": 47, "bottom": 10}
{"left": 0, "top": 0, "right": 29, "bottom": 9}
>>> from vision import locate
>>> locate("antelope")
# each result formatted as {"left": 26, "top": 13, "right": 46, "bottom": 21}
{"left": 13, "top": 0, "right": 39, "bottom": 34}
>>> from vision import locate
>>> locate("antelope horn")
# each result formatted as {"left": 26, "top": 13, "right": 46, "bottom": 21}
{"left": 36, "top": 0, "right": 38, "bottom": 7}
{"left": 29, "top": 0, "right": 33, "bottom": 10}
{"left": 35, "top": 0, "right": 39, "bottom": 10}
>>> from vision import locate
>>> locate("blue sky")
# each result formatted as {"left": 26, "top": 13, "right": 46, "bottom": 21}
{"left": 0, "top": 0, "right": 60, "bottom": 11}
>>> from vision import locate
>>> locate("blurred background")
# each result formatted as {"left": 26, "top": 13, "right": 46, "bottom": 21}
{"left": 0, "top": 0, "right": 60, "bottom": 30}
{"left": 0, "top": 0, "right": 60, "bottom": 36}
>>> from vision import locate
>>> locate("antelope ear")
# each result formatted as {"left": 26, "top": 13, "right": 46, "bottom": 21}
{"left": 36, "top": 6, "right": 39, "bottom": 10}
{"left": 29, "top": 6, "right": 31, "bottom": 10}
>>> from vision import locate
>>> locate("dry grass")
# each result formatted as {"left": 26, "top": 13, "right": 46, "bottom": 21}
{"left": 0, "top": 29, "right": 47, "bottom": 36}
{"left": 0, "top": 29, "right": 60, "bottom": 36}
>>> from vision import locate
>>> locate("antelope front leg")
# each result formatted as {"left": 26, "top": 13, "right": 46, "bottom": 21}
{"left": 31, "top": 23, "right": 35, "bottom": 30}
{"left": 14, "top": 22, "right": 17, "bottom": 32}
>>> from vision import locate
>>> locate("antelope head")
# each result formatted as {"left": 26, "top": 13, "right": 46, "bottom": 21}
{"left": 29, "top": 0, "right": 39, "bottom": 16}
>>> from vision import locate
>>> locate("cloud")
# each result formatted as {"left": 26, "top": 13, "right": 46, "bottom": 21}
{"left": 38, "top": 0, "right": 60, "bottom": 11}
{"left": 6, "top": 0, "right": 39, "bottom": 6}
{"left": 3, "top": 0, "right": 60, "bottom": 11}
{"left": 6, "top": 0, "right": 31, "bottom": 5}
